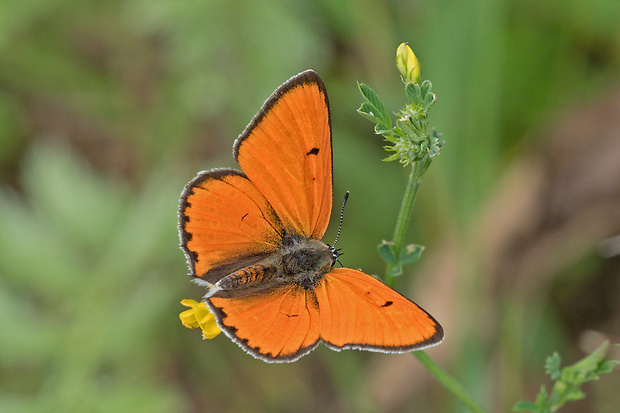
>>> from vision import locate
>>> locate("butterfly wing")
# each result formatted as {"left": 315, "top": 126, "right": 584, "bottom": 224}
{"left": 208, "top": 283, "right": 322, "bottom": 362}
{"left": 179, "top": 169, "right": 284, "bottom": 283}
{"left": 207, "top": 267, "right": 442, "bottom": 362}
{"left": 315, "top": 268, "right": 444, "bottom": 352}
{"left": 233, "top": 70, "right": 332, "bottom": 239}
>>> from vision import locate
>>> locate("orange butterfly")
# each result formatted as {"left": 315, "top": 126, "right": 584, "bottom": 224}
{"left": 179, "top": 70, "right": 443, "bottom": 362}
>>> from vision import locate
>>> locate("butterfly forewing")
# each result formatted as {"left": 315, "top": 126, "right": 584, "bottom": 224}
{"left": 233, "top": 71, "right": 332, "bottom": 239}
{"left": 179, "top": 170, "right": 284, "bottom": 283}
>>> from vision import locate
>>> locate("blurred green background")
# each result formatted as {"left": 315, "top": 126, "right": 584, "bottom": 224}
{"left": 1, "top": 0, "right": 619, "bottom": 412}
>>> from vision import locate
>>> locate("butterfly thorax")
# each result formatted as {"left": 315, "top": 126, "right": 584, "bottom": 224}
{"left": 279, "top": 236, "right": 335, "bottom": 288}
{"left": 214, "top": 235, "right": 335, "bottom": 294}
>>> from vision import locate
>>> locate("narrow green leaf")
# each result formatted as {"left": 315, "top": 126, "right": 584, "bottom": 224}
{"left": 383, "top": 153, "right": 401, "bottom": 162}
{"left": 511, "top": 401, "right": 538, "bottom": 412}
{"left": 571, "top": 340, "right": 609, "bottom": 372}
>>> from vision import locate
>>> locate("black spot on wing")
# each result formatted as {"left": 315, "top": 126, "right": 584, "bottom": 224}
{"left": 306, "top": 147, "right": 320, "bottom": 156}
{"left": 381, "top": 301, "right": 393, "bottom": 308}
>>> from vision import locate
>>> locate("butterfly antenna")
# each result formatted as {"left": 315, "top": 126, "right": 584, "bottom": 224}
{"left": 332, "top": 191, "right": 349, "bottom": 248}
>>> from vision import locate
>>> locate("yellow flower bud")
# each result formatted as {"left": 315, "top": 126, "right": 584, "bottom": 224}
{"left": 179, "top": 299, "right": 221, "bottom": 339}
{"left": 396, "top": 43, "right": 421, "bottom": 84}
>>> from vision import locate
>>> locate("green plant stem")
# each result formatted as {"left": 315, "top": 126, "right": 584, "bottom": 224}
{"left": 386, "top": 160, "right": 425, "bottom": 284}
{"left": 414, "top": 351, "right": 488, "bottom": 413}
{"left": 387, "top": 159, "right": 487, "bottom": 413}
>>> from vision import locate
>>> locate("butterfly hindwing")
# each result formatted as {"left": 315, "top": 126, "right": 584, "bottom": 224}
{"left": 206, "top": 266, "right": 443, "bottom": 362}
{"left": 233, "top": 70, "right": 333, "bottom": 239}
{"left": 316, "top": 268, "right": 444, "bottom": 352}
{"left": 208, "top": 283, "right": 322, "bottom": 362}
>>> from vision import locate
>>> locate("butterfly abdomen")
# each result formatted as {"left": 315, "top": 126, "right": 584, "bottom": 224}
{"left": 217, "top": 265, "right": 276, "bottom": 290}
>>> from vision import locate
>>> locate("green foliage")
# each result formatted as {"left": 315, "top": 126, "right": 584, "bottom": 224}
{"left": 378, "top": 241, "right": 425, "bottom": 277}
{"left": 405, "top": 81, "right": 435, "bottom": 111}
{"left": 358, "top": 66, "right": 442, "bottom": 279}
{"left": 0, "top": 143, "right": 186, "bottom": 412}
{"left": 357, "top": 82, "right": 392, "bottom": 133}
{"left": 377, "top": 240, "right": 399, "bottom": 265}
{"left": 357, "top": 79, "right": 441, "bottom": 167}
{"left": 513, "top": 342, "right": 619, "bottom": 412}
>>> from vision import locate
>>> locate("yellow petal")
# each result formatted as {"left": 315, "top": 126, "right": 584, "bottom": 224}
{"left": 181, "top": 298, "right": 199, "bottom": 308}
{"left": 179, "top": 299, "right": 221, "bottom": 339}
{"left": 201, "top": 320, "right": 222, "bottom": 340}
{"left": 179, "top": 308, "right": 199, "bottom": 329}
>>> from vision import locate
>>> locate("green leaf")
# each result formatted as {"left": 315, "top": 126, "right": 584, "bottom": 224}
{"left": 535, "top": 385, "right": 549, "bottom": 404}
{"left": 358, "top": 82, "right": 391, "bottom": 129}
{"left": 377, "top": 241, "right": 398, "bottom": 265}
{"left": 512, "top": 341, "right": 618, "bottom": 412}
{"left": 420, "top": 80, "right": 433, "bottom": 97}
{"left": 357, "top": 102, "right": 382, "bottom": 123}
{"left": 357, "top": 103, "right": 391, "bottom": 132}
{"left": 511, "top": 401, "right": 538, "bottom": 412}
{"left": 423, "top": 91, "right": 436, "bottom": 110}
{"left": 399, "top": 244, "right": 425, "bottom": 265}
{"left": 387, "top": 263, "right": 403, "bottom": 277}
{"left": 405, "top": 82, "right": 423, "bottom": 105}
{"left": 375, "top": 124, "right": 393, "bottom": 135}
{"left": 545, "top": 352, "right": 562, "bottom": 379}
{"left": 383, "top": 152, "right": 401, "bottom": 162}
{"left": 597, "top": 359, "right": 619, "bottom": 375}
{"left": 570, "top": 340, "right": 611, "bottom": 373}
{"left": 562, "top": 387, "right": 585, "bottom": 403}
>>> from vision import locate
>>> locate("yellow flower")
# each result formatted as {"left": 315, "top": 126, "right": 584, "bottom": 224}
{"left": 179, "top": 299, "right": 221, "bottom": 339}
{"left": 396, "top": 43, "right": 421, "bottom": 84}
